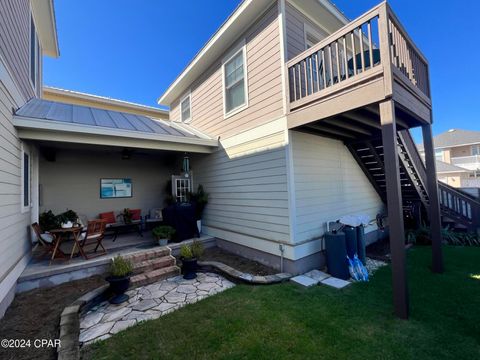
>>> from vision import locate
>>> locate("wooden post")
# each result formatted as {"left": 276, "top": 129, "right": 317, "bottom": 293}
{"left": 421, "top": 124, "right": 444, "bottom": 273}
{"left": 380, "top": 100, "right": 409, "bottom": 319}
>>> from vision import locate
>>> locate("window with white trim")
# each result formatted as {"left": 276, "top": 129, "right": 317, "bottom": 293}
{"left": 21, "top": 145, "right": 31, "bottom": 212}
{"left": 172, "top": 175, "right": 192, "bottom": 203}
{"left": 180, "top": 93, "right": 191, "bottom": 122}
{"left": 472, "top": 145, "right": 480, "bottom": 156}
{"left": 435, "top": 149, "right": 444, "bottom": 161}
{"left": 30, "top": 15, "right": 38, "bottom": 89}
{"left": 223, "top": 46, "right": 247, "bottom": 116}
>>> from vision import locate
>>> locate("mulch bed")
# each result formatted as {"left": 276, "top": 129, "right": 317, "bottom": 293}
{"left": 179, "top": 247, "right": 278, "bottom": 276}
{"left": 366, "top": 237, "right": 392, "bottom": 262}
{"left": 0, "top": 276, "right": 105, "bottom": 360}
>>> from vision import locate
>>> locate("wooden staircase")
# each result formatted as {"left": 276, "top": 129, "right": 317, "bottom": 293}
{"left": 124, "top": 247, "right": 180, "bottom": 288}
{"left": 347, "top": 130, "right": 480, "bottom": 232}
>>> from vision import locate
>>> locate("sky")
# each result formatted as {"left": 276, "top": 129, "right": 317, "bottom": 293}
{"left": 44, "top": 0, "right": 480, "bottom": 139}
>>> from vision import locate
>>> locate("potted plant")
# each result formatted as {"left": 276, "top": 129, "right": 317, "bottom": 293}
{"left": 106, "top": 255, "right": 133, "bottom": 304}
{"left": 180, "top": 240, "right": 204, "bottom": 279}
{"left": 152, "top": 225, "right": 175, "bottom": 246}
{"left": 190, "top": 185, "right": 209, "bottom": 234}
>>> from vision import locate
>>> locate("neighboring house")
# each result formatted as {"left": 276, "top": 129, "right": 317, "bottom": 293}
{"left": 418, "top": 129, "right": 480, "bottom": 188}
{"left": 1, "top": 0, "right": 463, "bottom": 320}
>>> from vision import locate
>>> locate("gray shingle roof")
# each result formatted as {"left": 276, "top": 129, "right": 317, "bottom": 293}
{"left": 418, "top": 129, "right": 480, "bottom": 150}
{"left": 15, "top": 98, "right": 201, "bottom": 139}
{"left": 436, "top": 160, "right": 469, "bottom": 173}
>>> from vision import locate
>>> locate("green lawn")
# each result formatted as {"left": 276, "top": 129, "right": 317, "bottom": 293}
{"left": 84, "top": 247, "right": 480, "bottom": 360}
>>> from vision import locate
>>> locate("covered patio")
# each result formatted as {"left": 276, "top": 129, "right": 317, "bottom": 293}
{"left": 12, "top": 98, "right": 218, "bottom": 288}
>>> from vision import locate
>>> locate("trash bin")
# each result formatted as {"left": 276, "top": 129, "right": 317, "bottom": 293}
{"left": 356, "top": 225, "right": 366, "bottom": 265}
{"left": 325, "top": 231, "right": 350, "bottom": 280}
{"left": 344, "top": 226, "right": 357, "bottom": 259}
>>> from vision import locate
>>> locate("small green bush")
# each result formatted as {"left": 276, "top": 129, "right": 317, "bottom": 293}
{"left": 110, "top": 256, "right": 133, "bottom": 277}
{"left": 180, "top": 240, "right": 204, "bottom": 259}
{"left": 406, "top": 224, "right": 480, "bottom": 246}
{"left": 152, "top": 225, "right": 176, "bottom": 240}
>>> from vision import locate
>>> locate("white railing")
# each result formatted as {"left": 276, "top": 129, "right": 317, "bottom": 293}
{"left": 451, "top": 155, "right": 480, "bottom": 166}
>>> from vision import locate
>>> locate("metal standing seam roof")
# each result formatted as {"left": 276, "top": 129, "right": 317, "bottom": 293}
{"left": 15, "top": 98, "right": 209, "bottom": 140}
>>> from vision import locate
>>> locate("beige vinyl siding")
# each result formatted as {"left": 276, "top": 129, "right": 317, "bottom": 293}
{"left": 0, "top": 0, "right": 37, "bottom": 100}
{"left": 285, "top": 1, "right": 328, "bottom": 60}
{"left": 170, "top": 4, "right": 284, "bottom": 139}
{"left": 193, "top": 144, "right": 290, "bottom": 246}
{"left": 291, "top": 131, "right": 384, "bottom": 243}
{"left": 0, "top": 81, "right": 31, "bottom": 287}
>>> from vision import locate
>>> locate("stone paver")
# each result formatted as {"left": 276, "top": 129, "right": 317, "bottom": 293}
{"left": 290, "top": 275, "right": 318, "bottom": 287}
{"left": 79, "top": 272, "right": 234, "bottom": 344}
{"left": 321, "top": 277, "right": 351, "bottom": 289}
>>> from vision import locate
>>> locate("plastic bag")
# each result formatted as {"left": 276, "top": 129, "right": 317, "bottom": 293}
{"left": 353, "top": 254, "right": 369, "bottom": 281}
{"left": 347, "top": 256, "right": 360, "bottom": 281}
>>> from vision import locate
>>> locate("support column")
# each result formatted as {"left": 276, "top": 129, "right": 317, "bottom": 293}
{"left": 421, "top": 124, "right": 444, "bottom": 273}
{"left": 380, "top": 100, "right": 409, "bottom": 319}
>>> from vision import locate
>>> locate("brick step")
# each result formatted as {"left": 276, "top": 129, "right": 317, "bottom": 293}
{"left": 124, "top": 246, "right": 171, "bottom": 264}
{"left": 132, "top": 255, "right": 176, "bottom": 275}
{"left": 130, "top": 265, "right": 181, "bottom": 288}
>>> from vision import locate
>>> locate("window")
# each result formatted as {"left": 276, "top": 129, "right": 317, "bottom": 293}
{"left": 172, "top": 175, "right": 192, "bottom": 203}
{"left": 223, "top": 45, "right": 247, "bottom": 116}
{"left": 304, "top": 24, "right": 323, "bottom": 50}
{"left": 30, "top": 16, "right": 37, "bottom": 89}
{"left": 180, "top": 93, "right": 191, "bottom": 122}
{"left": 21, "top": 145, "right": 31, "bottom": 212}
{"left": 472, "top": 145, "right": 480, "bottom": 156}
{"left": 435, "top": 149, "right": 443, "bottom": 161}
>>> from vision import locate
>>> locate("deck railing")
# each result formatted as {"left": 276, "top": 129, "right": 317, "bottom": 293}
{"left": 286, "top": 2, "right": 430, "bottom": 110}
{"left": 451, "top": 155, "right": 480, "bottom": 166}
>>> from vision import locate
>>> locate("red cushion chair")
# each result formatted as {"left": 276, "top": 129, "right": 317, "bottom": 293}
{"left": 130, "top": 209, "right": 141, "bottom": 221}
{"left": 99, "top": 211, "right": 116, "bottom": 224}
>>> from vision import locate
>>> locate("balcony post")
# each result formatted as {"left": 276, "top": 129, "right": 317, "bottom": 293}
{"left": 378, "top": 3, "right": 393, "bottom": 97}
{"left": 380, "top": 99, "right": 409, "bottom": 319}
{"left": 422, "top": 124, "right": 444, "bottom": 274}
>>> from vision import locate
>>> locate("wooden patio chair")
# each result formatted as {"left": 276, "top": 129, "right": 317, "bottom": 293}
{"left": 74, "top": 219, "right": 107, "bottom": 260}
{"left": 31, "top": 222, "right": 60, "bottom": 259}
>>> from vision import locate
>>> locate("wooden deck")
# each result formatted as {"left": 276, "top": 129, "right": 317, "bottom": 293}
{"left": 285, "top": 2, "right": 431, "bottom": 133}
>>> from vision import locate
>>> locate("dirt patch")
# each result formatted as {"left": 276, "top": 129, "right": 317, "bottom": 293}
{"left": 0, "top": 276, "right": 105, "bottom": 360}
{"left": 178, "top": 247, "right": 278, "bottom": 276}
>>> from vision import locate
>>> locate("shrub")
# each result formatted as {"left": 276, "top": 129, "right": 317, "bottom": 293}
{"left": 109, "top": 256, "right": 133, "bottom": 277}
{"left": 406, "top": 224, "right": 480, "bottom": 246}
{"left": 152, "top": 225, "right": 176, "bottom": 240}
{"left": 180, "top": 240, "right": 204, "bottom": 259}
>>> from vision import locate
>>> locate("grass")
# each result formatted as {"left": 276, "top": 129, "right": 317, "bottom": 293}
{"left": 83, "top": 246, "right": 480, "bottom": 360}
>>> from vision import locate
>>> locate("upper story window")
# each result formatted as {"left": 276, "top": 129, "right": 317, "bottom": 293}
{"left": 472, "top": 145, "right": 480, "bottom": 156}
{"left": 435, "top": 149, "right": 443, "bottom": 161}
{"left": 30, "top": 16, "right": 38, "bottom": 89}
{"left": 180, "top": 93, "right": 191, "bottom": 122}
{"left": 304, "top": 24, "right": 323, "bottom": 50}
{"left": 223, "top": 44, "right": 248, "bottom": 117}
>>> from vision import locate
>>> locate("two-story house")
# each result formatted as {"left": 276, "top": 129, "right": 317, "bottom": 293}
{"left": 0, "top": 0, "right": 59, "bottom": 316}
{"left": 418, "top": 129, "right": 480, "bottom": 188}
{"left": 3, "top": 0, "right": 470, "bottom": 319}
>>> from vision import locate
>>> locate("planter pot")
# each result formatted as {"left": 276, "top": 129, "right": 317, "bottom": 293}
{"left": 106, "top": 275, "right": 131, "bottom": 304}
{"left": 157, "top": 238, "right": 168, "bottom": 246}
{"left": 181, "top": 257, "right": 198, "bottom": 280}
{"left": 196, "top": 220, "right": 202, "bottom": 234}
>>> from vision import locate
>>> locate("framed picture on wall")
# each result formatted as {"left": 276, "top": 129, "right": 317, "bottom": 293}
{"left": 100, "top": 178, "right": 132, "bottom": 199}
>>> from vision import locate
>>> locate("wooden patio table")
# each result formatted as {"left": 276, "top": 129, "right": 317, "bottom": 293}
{"left": 48, "top": 226, "right": 83, "bottom": 263}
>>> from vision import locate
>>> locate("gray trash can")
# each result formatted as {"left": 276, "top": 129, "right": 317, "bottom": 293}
{"left": 344, "top": 226, "right": 357, "bottom": 259}
{"left": 325, "top": 231, "right": 349, "bottom": 280}
{"left": 356, "top": 225, "right": 366, "bottom": 265}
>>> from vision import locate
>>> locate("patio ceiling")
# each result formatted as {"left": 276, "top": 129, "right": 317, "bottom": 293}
{"left": 13, "top": 98, "right": 218, "bottom": 153}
